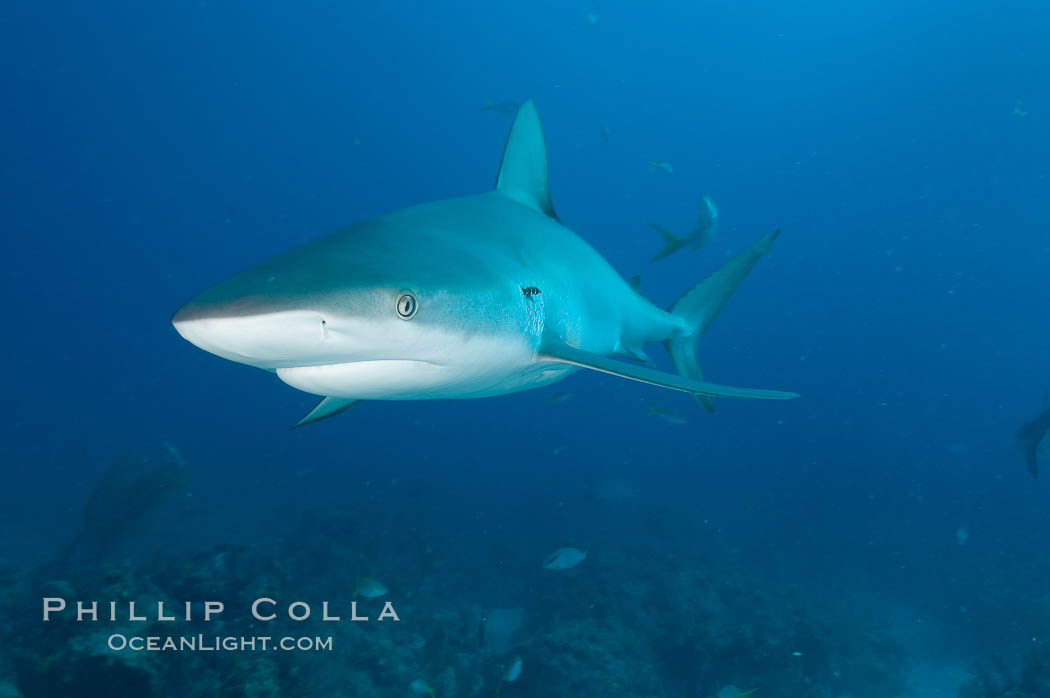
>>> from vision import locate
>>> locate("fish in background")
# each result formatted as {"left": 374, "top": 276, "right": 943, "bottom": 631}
{"left": 650, "top": 195, "right": 719, "bottom": 262}
{"left": 496, "top": 656, "right": 522, "bottom": 696}
{"left": 474, "top": 606, "right": 526, "bottom": 655}
{"left": 584, "top": 1, "right": 600, "bottom": 25}
{"left": 1018, "top": 390, "right": 1050, "bottom": 478}
{"left": 716, "top": 687, "right": 757, "bottom": 698}
{"left": 52, "top": 446, "right": 189, "bottom": 570}
{"left": 543, "top": 391, "right": 573, "bottom": 405}
{"left": 481, "top": 98, "right": 521, "bottom": 116}
{"left": 649, "top": 161, "right": 674, "bottom": 175}
{"left": 648, "top": 404, "right": 687, "bottom": 425}
{"left": 716, "top": 686, "right": 757, "bottom": 698}
{"left": 543, "top": 547, "right": 587, "bottom": 569}
{"left": 352, "top": 576, "right": 388, "bottom": 599}
{"left": 409, "top": 679, "right": 435, "bottom": 697}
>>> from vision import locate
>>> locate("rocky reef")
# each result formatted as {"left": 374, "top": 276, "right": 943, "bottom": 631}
{"left": 959, "top": 645, "right": 1050, "bottom": 698}
{"left": 0, "top": 527, "right": 911, "bottom": 696}
{"left": 0, "top": 450, "right": 913, "bottom": 697}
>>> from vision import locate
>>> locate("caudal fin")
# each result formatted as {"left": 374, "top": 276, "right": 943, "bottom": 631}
{"left": 650, "top": 223, "right": 688, "bottom": 262}
{"left": 664, "top": 230, "right": 781, "bottom": 411}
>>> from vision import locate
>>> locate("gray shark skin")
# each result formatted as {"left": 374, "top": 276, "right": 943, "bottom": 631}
{"left": 173, "top": 101, "right": 797, "bottom": 425}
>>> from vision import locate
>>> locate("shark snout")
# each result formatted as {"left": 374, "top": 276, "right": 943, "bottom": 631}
{"left": 172, "top": 303, "right": 339, "bottom": 369}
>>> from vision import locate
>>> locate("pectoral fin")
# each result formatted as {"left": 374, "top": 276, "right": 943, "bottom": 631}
{"left": 539, "top": 338, "right": 798, "bottom": 401}
{"left": 292, "top": 397, "right": 360, "bottom": 428}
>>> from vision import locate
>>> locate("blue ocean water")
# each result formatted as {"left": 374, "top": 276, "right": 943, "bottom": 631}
{"left": 2, "top": 1, "right": 1049, "bottom": 696}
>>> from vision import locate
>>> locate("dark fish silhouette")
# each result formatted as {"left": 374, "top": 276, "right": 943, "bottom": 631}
{"left": 481, "top": 98, "right": 521, "bottom": 116}
{"left": 1018, "top": 400, "right": 1050, "bottom": 478}
{"left": 650, "top": 195, "right": 718, "bottom": 262}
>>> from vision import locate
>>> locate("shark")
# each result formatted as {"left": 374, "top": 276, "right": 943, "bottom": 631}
{"left": 650, "top": 194, "right": 719, "bottom": 262}
{"left": 172, "top": 100, "right": 797, "bottom": 426}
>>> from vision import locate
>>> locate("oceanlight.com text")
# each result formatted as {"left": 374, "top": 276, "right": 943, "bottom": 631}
{"left": 107, "top": 634, "right": 334, "bottom": 652}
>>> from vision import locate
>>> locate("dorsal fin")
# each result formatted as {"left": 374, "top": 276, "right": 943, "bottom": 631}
{"left": 494, "top": 99, "right": 557, "bottom": 218}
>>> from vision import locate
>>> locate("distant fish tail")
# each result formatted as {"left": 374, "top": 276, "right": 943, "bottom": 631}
{"left": 1018, "top": 406, "right": 1050, "bottom": 479}
{"left": 650, "top": 223, "right": 687, "bottom": 262}
{"left": 664, "top": 230, "right": 781, "bottom": 411}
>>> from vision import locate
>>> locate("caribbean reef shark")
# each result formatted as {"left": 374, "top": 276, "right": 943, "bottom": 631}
{"left": 650, "top": 195, "right": 718, "bottom": 262}
{"left": 173, "top": 101, "right": 797, "bottom": 426}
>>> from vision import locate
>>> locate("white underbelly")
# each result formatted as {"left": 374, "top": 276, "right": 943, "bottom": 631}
{"left": 274, "top": 343, "right": 578, "bottom": 400}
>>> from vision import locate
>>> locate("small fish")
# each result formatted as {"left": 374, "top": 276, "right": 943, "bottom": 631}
{"left": 717, "top": 687, "right": 757, "bottom": 698}
{"left": 543, "top": 391, "right": 574, "bottom": 405}
{"left": 647, "top": 405, "right": 687, "bottom": 425}
{"left": 352, "top": 576, "right": 388, "bottom": 600}
{"left": 410, "top": 679, "right": 435, "bottom": 697}
{"left": 585, "top": 10, "right": 599, "bottom": 24}
{"left": 1013, "top": 99, "right": 1028, "bottom": 117}
{"left": 543, "top": 547, "right": 587, "bottom": 570}
{"left": 503, "top": 656, "right": 523, "bottom": 682}
{"left": 495, "top": 655, "right": 523, "bottom": 696}
{"left": 409, "top": 633, "right": 427, "bottom": 650}
{"left": 599, "top": 123, "right": 611, "bottom": 145}
{"left": 956, "top": 527, "right": 969, "bottom": 546}
{"left": 481, "top": 98, "right": 521, "bottom": 116}
{"left": 649, "top": 161, "right": 674, "bottom": 175}
{"left": 651, "top": 195, "right": 718, "bottom": 262}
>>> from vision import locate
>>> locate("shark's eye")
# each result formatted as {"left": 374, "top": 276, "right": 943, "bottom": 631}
{"left": 395, "top": 292, "right": 418, "bottom": 320}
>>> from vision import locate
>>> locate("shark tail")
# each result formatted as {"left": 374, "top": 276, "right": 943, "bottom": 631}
{"left": 664, "top": 230, "right": 780, "bottom": 412}
{"left": 650, "top": 223, "right": 687, "bottom": 262}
